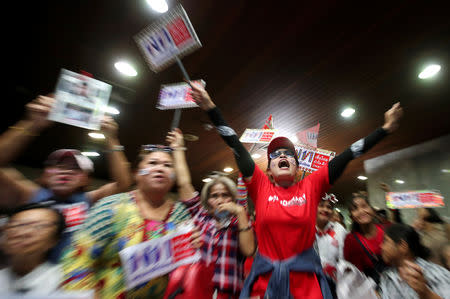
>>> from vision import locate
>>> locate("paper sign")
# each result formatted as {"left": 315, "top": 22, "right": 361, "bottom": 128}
{"left": 134, "top": 4, "right": 201, "bottom": 73}
{"left": 119, "top": 222, "right": 201, "bottom": 290}
{"left": 48, "top": 69, "right": 112, "bottom": 130}
{"left": 240, "top": 129, "right": 277, "bottom": 144}
{"left": 386, "top": 190, "right": 445, "bottom": 209}
{"left": 295, "top": 146, "right": 336, "bottom": 173}
{"left": 157, "top": 80, "right": 204, "bottom": 110}
{"left": 1, "top": 291, "right": 94, "bottom": 299}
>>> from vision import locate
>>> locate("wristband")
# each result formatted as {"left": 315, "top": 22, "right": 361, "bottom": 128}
{"left": 237, "top": 224, "right": 252, "bottom": 232}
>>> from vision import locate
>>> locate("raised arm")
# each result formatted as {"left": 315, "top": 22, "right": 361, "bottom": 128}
{"left": 0, "top": 95, "right": 54, "bottom": 166}
{"left": 88, "top": 116, "right": 133, "bottom": 202}
{"left": 166, "top": 128, "right": 196, "bottom": 201}
{"left": 190, "top": 82, "right": 255, "bottom": 180}
{"left": 328, "top": 103, "right": 403, "bottom": 185}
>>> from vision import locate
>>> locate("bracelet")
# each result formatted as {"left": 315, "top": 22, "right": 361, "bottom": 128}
{"left": 173, "top": 147, "right": 187, "bottom": 151}
{"left": 237, "top": 224, "right": 252, "bottom": 232}
{"left": 9, "top": 126, "right": 38, "bottom": 137}
{"left": 105, "top": 145, "right": 124, "bottom": 152}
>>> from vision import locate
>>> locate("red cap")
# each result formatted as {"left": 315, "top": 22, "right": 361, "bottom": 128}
{"left": 267, "top": 137, "right": 298, "bottom": 163}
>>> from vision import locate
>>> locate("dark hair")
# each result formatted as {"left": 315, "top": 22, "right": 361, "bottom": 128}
{"left": 8, "top": 202, "right": 66, "bottom": 240}
{"left": 132, "top": 148, "right": 173, "bottom": 171}
{"left": 385, "top": 224, "right": 430, "bottom": 259}
{"left": 424, "top": 208, "right": 444, "bottom": 224}
{"left": 376, "top": 209, "right": 388, "bottom": 219}
{"left": 348, "top": 191, "right": 373, "bottom": 232}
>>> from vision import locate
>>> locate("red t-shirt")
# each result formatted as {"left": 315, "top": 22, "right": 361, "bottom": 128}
{"left": 343, "top": 225, "right": 384, "bottom": 273}
{"left": 246, "top": 164, "right": 330, "bottom": 299}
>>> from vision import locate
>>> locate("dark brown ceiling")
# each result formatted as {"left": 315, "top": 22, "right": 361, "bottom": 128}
{"left": 3, "top": 0, "right": 450, "bottom": 207}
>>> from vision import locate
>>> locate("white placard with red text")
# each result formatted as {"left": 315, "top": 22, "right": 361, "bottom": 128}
{"left": 119, "top": 222, "right": 201, "bottom": 290}
{"left": 240, "top": 129, "right": 277, "bottom": 144}
{"left": 134, "top": 4, "right": 201, "bottom": 73}
{"left": 295, "top": 146, "right": 336, "bottom": 173}
{"left": 157, "top": 80, "right": 204, "bottom": 110}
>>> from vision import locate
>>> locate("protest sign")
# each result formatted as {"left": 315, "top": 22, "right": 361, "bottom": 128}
{"left": 240, "top": 129, "right": 277, "bottom": 144}
{"left": 295, "top": 146, "right": 335, "bottom": 173}
{"left": 157, "top": 80, "right": 204, "bottom": 110}
{"left": 386, "top": 190, "right": 445, "bottom": 209}
{"left": 134, "top": 4, "right": 201, "bottom": 73}
{"left": 48, "top": 69, "right": 111, "bottom": 130}
{"left": 119, "top": 222, "right": 200, "bottom": 290}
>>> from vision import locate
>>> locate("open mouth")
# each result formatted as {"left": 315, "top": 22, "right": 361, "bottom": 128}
{"left": 278, "top": 160, "right": 290, "bottom": 169}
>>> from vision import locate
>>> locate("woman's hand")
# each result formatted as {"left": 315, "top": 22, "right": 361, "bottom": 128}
{"left": 216, "top": 202, "right": 244, "bottom": 216}
{"left": 399, "top": 260, "right": 434, "bottom": 299}
{"left": 189, "top": 81, "right": 216, "bottom": 111}
{"left": 166, "top": 128, "right": 184, "bottom": 149}
{"left": 25, "top": 95, "right": 55, "bottom": 130}
{"left": 382, "top": 102, "right": 403, "bottom": 133}
{"left": 100, "top": 115, "right": 118, "bottom": 139}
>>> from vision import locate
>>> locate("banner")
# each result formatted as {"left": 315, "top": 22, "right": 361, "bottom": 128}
{"left": 240, "top": 129, "right": 277, "bottom": 144}
{"left": 386, "top": 190, "right": 445, "bottom": 209}
{"left": 1, "top": 291, "right": 94, "bottom": 299}
{"left": 295, "top": 146, "right": 335, "bottom": 173}
{"left": 157, "top": 80, "right": 204, "bottom": 110}
{"left": 48, "top": 69, "right": 112, "bottom": 130}
{"left": 119, "top": 223, "right": 201, "bottom": 290}
{"left": 134, "top": 4, "right": 202, "bottom": 73}
{"left": 296, "top": 123, "right": 320, "bottom": 148}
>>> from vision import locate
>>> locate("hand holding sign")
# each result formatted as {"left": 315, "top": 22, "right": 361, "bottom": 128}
{"left": 382, "top": 102, "right": 403, "bottom": 133}
{"left": 189, "top": 81, "right": 215, "bottom": 111}
{"left": 100, "top": 115, "right": 118, "bottom": 139}
{"left": 26, "top": 95, "right": 55, "bottom": 130}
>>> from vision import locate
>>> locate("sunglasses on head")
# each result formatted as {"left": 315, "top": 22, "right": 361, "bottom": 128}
{"left": 141, "top": 144, "right": 173, "bottom": 153}
{"left": 269, "top": 149, "right": 296, "bottom": 160}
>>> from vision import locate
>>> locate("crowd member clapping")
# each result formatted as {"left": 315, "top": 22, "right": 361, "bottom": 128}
{"left": 0, "top": 203, "right": 65, "bottom": 295}
{"left": 344, "top": 192, "right": 385, "bottom": 285}
{"left": 61, "top": 143, "right": 201, "bottom": 298}
{"left": 315, "top": 193, "right": 347, "bottom": 298}
{"left": 0, "top": 95, "right": 132, "bottom": 262}
{"left": 379, "top": 223, "right": 450, "bottom": 299}
{"left": 190, "top": 81, "right": 403, "bottom": 299}
{"left": 167, "top": 128, "right": 256, "bottom": 299}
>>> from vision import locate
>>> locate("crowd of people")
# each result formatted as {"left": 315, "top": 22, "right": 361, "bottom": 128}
{"left": 0, "top": 83, "right": 449, "bottom": 299}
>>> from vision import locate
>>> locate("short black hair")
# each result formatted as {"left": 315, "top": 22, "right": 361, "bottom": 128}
{"left": 385, "top": 223, "right": 430, "bottom": 259}
{"left": 424, "top": 208, "right": 444, "bottom": 224}
{"left": 8, "top": 202, "right": 66, "bottom": 240}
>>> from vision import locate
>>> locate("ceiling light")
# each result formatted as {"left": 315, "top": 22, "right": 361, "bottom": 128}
{"left": 223, "top": 167, "right": 233, "bottom": 173}
{"left": 81, "top": 151, "right": 100, "bottom": 157}
{"left": 114, "top": 61, "right": 137, "bottom": 77}
{"left": 395, "top": 179, "right": 404, "bottom": 184}
{"left": 146, "top": 0, "right": 168, "bottom": 13}
{"left": 251, "top": 153, "right": 261, "bottom": 159}
{"left": 341, "top": 107, "right": 355, "bottom": 118}
{"left": 104, "top": 106, "right": 120, "bottom": 115}
{"left": 88, "top": 132, "right": 105, "bottom": 139}
{"left": 418, "top": 64, "right": 441, "bottom": 79}
{"left": 441, "top": 169, "right": 450, "bottom": 173}
{"left": 357, "top": 175, "right": 368, "bottom": 180}
{"left": 202, "top": 178, "right": 212, "bottom": 183}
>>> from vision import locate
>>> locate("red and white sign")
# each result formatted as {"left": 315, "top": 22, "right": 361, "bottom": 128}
{"left": 157, "top": 80, "right": 204, "bottom": 110}
{"left": 386, "top": 190, "right": 445, "bottom": 209}
{"left": 296, "top": 123, "right": 320, "bottom": 148}
{"left": 134, "top": 4, "right": 202, "bottom": 73}
{"left": 295, "top": 146, "right": 336, "bottom": 173}
{"left": 240, "top": 129, "right": 277, "bottom": 144}
{"left": 54, "top": 202, "right": 89, "bottom": 233}
{"left": 119, "top": 222, "right": 201, "bottom": 290}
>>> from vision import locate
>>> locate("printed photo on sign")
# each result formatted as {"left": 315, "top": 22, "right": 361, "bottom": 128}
{"left": 239, "top": 129, "right": 277, "bottom": 144}
{"left": 134, "top": 4, "right": 202, "bottom": 73}
{"left": 295, "top": 146, "right": 336, "bottom": 173}
{"left": 157, "top": 80, "right": 205, "bottom": 110}
{"left": 48, "top": 69, "right": 112, "bottom": 130}
{"left": 119, "top": 222, "right": 201, "bottom": 290}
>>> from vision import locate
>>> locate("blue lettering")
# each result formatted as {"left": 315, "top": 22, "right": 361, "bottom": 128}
{"left": 145, "top": 29, "right": 175, "bottom": 57}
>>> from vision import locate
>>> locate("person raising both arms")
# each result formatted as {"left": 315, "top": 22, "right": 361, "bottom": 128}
{"left": 189, "top": 81, "right": 403, "bottom": 299}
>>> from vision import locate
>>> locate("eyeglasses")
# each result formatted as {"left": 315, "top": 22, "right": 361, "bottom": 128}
{"left": 5, "top": 221, "right": 58, "bottom": 233}
{"left": 269, "top": 149, "right": 296, "bottom": 160}
{"left": 141, "top": 144, "right": 173, "bottom": 153}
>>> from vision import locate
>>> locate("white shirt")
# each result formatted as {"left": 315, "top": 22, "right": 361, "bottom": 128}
{"left": 315, "top": 221, "right": 348, "bottom": 279}
{"left": 0, "top": 262, "right": 62, "bottom": 295}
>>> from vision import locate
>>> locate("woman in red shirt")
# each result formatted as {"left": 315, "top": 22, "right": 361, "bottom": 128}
{"left": 344, "top": 192, "right": 385, "bottom": 285}
{"left": 190, "top": 82, "right": 403, "bottom": 299}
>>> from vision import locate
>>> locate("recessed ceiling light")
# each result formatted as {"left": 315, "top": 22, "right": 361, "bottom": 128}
{"left": 441, "top": 169, "right": 450, "bottom": 173}
{"left": 81, "top": 151, "right": 100, "bottom": 157}
{"left": 223, "top": 167, "right": 233, "bottom": 173}
{"left": 341, "top": 107, "right": 355, "bottom": 118}
{"left": 251, "top": 153, "right": 261, "bottom": 159}
{"left": 146, "top": 0, "right": 168, "bottom": 13}
{"left": 88, "top": 132, "right": 105, "bottom": 139}
{"left": 104, "top": 106, "right": 120, "bottom": 115}
{"left": 357, "top": 175, "right": 368, "bottom": 180}
{"left": 395, "top": 179, "right": 405, "bottom": 184}
{"left": 418, "top": 64, "right": 441, "bottom": 79}
{"left": 202, "top": 178, "right": 212, "bottom": 183}
{"left": 114, "top": 61, "right": 137, "bottom": 77}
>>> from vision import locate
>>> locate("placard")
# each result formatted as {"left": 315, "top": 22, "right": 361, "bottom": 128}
{"left": 48, "top": 69, "right": 112, "bottom": 130}
{"left": 386, "top": 190, "right": 445, "bottom": 209}
{"left": 295, "top": 146, "right": 336, "bottom": 173}
{"left": 239, "top": 129, "right": 277, "bottom": 144}
{"left": 119, "top": 222, "right": 201, "bottom": 290}
{"left": 134, "top": 4, "right": 201, "bottom": 73}
{"left": 157, "top": 80, "right": 204, "bottom": 110}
